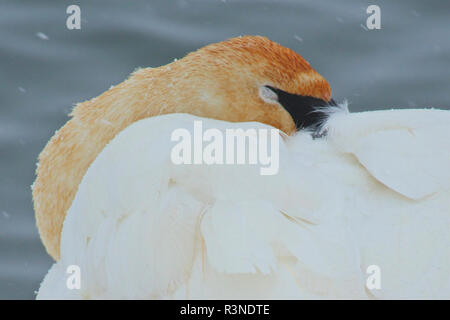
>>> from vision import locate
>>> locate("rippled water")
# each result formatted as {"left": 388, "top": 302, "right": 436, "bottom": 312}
{"left": 0, "top": 0, "right": 449, "bottom": 299}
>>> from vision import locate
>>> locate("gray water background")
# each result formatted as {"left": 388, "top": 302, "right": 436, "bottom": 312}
{"left": 0, "top": 0, "right": 449, "bottom": 299}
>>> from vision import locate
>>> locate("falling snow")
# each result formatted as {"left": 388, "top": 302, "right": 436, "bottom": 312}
{"left": 100, "top": 119, "right": 113, "bottom": 126}
{"left": 294, "top": 35, "right": 303, "bottom": 43}
{"left": 36, "top": 32, "right": 49, "bottom": 40}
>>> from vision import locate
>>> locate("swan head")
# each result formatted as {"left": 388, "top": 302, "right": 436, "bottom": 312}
{"left": 34, "top": 35, "right": 335, "bottom": 260}
{"left": 132, "top": 35, "right": 334, "bottom": 135}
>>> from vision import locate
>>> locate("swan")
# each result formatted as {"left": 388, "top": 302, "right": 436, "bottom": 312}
{"left": 33, "top": 36, "right": 450, "bottom": 299}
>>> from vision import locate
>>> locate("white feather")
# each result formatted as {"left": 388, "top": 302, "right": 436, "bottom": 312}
{"left": 37, "top": 109, "right": 450, "bottom": 299}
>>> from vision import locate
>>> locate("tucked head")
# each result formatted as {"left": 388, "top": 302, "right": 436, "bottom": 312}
{"left": 34, "top": 35, "right": 336, "bottom": 260}
{"left": 140, "top": 35, "right": 335, "bottom": 134}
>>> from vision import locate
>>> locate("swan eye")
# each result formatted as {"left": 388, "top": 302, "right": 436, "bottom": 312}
{"left": 259, "top": 86, "right": 278, "bottom": 104}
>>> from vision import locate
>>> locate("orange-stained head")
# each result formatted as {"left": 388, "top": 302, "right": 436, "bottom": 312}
{"left": 33, "top": 36, "right": 334, "bottom": 260}
{"left": 131, "top": 35, "right": 333, "bottom": 134}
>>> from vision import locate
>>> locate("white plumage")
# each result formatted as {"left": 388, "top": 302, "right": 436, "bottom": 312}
{"left": 37, "top": 107, "right": 450, "bottom": 299}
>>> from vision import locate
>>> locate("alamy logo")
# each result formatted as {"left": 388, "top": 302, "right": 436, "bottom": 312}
{"left": 366, "top": 5, "right": 381, "bottom": 30}
{"left": 66, "top": 265, "right": 81, "bottom": 290}
{"left": 366, "top": 264, "right": 381, "bottom": 290}
{"left": 170, "top": 121, "right": 280, "bottom": 175}
{"left": 66, "top": 5, "right": 81, "bottom": 30}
